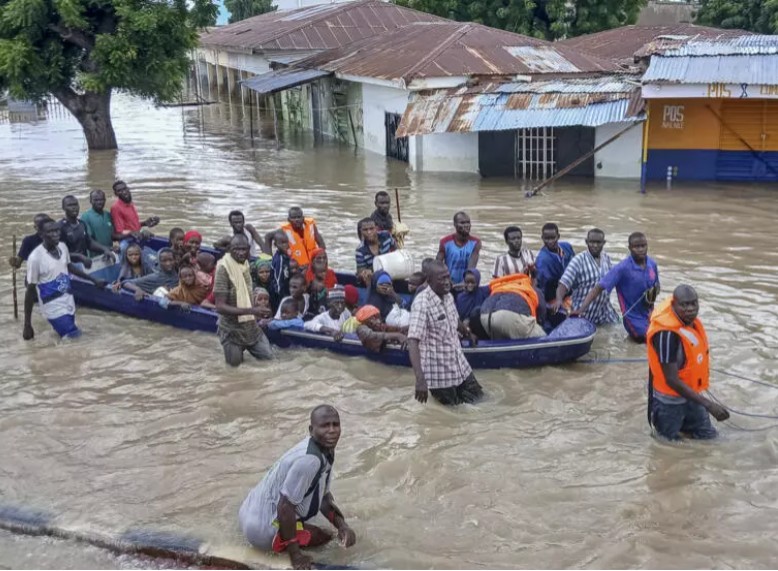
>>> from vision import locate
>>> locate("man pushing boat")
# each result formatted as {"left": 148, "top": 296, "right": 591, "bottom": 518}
{"left": 239, "top": 405, "right": 356, "bottom": 570}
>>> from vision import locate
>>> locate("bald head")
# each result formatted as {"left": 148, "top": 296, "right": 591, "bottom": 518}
{"left": 672, "top": 284, "right": 699, "bottom": 325}
{"left": 309, "top": 405, "right": 341, "bottom": 451}
{"left": 427, "top": 260, "right": 451, "bottom": 297}
{"left": 310, "top": 404, "right": 338, "bottom": 424}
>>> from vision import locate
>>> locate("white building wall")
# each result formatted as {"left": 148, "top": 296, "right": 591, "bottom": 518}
{"left": 414, "top": 132, "right": 479, "bottom": 173}
{"left": 594, "top": 121, "right": 643, "bottom": 179}
{"left": 361, "top": 82, "right": 411, "bottom": 156}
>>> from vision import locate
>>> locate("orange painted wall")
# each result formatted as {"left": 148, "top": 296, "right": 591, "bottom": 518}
{"left": 647, "top": 99, "right": 721, "bottom": 150}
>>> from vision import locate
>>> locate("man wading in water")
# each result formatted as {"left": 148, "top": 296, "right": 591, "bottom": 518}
{"left": 213, "top": 234, "right": 272, "bottom": 366}
{"left": 239, "top": 405, "right": 356, "bottom": 570}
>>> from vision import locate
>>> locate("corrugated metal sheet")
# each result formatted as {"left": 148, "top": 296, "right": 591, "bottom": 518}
{"left": 199, "top": 0, "right": 444, "bottom": 52}
{"left": 643, "top": 54, "right": 778, "bottom": 85}
{"left": 241, "top": 68, "right": 331, "bottom": 94}
{"left": 396, "top": 78, "right": 643, "bottom": 136}
{"left": 650, "top": 35, "right": 778, "bottom": 56}
{"left": 294, "top": 22, "right": 619, "bottom": 82}
{"left": 556, "top": 24, "right": 750, "bottom": 65}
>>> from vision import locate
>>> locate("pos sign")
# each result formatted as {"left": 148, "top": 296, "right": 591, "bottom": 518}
{"left": 662, "top": 105, "right": 684, "bottom": 129}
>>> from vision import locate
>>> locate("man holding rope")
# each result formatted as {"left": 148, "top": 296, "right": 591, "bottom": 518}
{"left": 646, "top": 284, "right": 729, "bottom": 440}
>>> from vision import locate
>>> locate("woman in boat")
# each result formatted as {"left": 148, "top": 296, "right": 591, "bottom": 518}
{"left": 355, "top": 305, "right": 407, "bottom": 353}
{"left": 251, "top": 258, "right": 277, "bottom": 311}
{"left": 180, "top": 230, "right": 203, "bottom": 270}
{"left": 166, "top": 265, "right": 212, "bottom": 309}
{"left": 304, "top": 277, "right": 327, "bottom": 320}
{"left": 367, "top": 270, "right": 408, "bottom": 322}
{"left": 112, "top": 243, "right": 154, "bottom": 291}
{"left": 305, "top": 248, "right": 337, "bottom": 290}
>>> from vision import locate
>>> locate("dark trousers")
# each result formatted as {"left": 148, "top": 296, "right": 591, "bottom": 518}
{"left": 651, "top": 398, "right": 717, "bottom": 441}
{"left": 430, "top": 373, "right": 484, "bottom": 406}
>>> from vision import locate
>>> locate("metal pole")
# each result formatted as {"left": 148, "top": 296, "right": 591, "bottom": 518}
{"left": 249, "top": 93, "right": 255, "bottom": 142}
{"left": 640, "top": 104, "right": 650, "bottom": 194}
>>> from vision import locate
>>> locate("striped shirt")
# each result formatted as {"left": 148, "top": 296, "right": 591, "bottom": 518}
{"left": 559, "top": 251, "right": 619, "bottom": 325}
{"left": 355, "top": 231, "right": 396, "bottom": 271}
{"left": 492, "top": 249, "right": 535, "bottom": 278}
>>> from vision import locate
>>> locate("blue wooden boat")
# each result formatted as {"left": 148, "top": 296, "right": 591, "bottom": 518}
{"left": 70, "top": 239, "right": 596, "bottom": 369}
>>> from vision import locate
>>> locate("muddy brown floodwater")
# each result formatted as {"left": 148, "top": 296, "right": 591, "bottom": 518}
{"left": 1, "top": 96, "right": 778, "bottom": 569}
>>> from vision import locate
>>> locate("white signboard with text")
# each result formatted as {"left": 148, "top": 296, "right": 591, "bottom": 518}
{"left": 643, "top": 83, "right": 778, "bottom": 99}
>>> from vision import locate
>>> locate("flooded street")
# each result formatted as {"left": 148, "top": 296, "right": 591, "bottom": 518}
{"left": 1, "top": 96, "right": 778, "bottom": 569}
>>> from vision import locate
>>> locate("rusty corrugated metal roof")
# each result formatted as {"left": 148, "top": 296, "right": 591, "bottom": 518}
{"left": 294, "top": 22, "right": 620, "bottom": 83}
{"left": 641, "top": 36, "right": 778, "bottom": 85}
{"left": 199, "top": 0, "right": 444, "bottom": 52}
{"left": 396, "top": 77, "right": 643, "bottom": 136}
{"left": 556, "top": 24, "right": 751, "bottom": 65}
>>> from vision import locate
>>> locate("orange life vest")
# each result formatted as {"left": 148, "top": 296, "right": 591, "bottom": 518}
{"left": 646, "top": 298, "right": 710, "bottom": 397}
{"left": 281, "top": 217, "right": 318, "bottom": 267}
{"left": 489, "top": 273, "right": 539, "bottom": 317}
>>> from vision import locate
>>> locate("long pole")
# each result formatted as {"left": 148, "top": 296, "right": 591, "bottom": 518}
{"left": 526, "top": 121, "right": 642, "bottom": 198}
{"left": 394, "top": 187, "right": 402, "bottom": 223}
{"left": 12, "top": 234, "right": 18, "bottom": 320}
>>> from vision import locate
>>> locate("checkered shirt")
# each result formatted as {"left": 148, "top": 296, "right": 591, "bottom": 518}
{"left": 408, "top": 286, "right": 472, "bottom": 389}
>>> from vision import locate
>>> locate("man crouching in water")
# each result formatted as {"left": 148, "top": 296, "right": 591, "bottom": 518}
{"left": 239, "top": 405, "right": 356, "bottom": 569}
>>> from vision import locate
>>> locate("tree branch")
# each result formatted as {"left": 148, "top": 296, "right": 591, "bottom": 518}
{"left": 48, "top": 23, "right": 94, "bottom": 51}
{"left": 51, "top": 85, "right": 83, "bottom": 115}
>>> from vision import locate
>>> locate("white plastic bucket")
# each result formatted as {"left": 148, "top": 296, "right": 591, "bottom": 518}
{"left": 373, "top": 250, "right": 415, "bottom": 280}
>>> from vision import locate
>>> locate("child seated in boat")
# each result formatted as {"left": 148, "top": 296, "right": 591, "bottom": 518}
{"left": 112, "top": 243, "right": 154, "bottom": 291}
{"left": 253, "top": 287, "right": 273, "bottom": 320}
{"left": 267, "top": 298, "right": 304, "bottom": 331}
{"left": 355, "top": 305, "right": 407, "bottom": 353}
{"left": 122, "top": 248, "right": 179, "bottom": 301}
{"left": 165, "top": 265, "right": 211, "bottom": 309}
{"left": 304, "top": 285, "right": 350, "bottom": 341}
{"left": 304, "top": 278, "right": 327, "bottom": 320}
{"left": 274, "top": 274, "right": 309, "bottom": 319}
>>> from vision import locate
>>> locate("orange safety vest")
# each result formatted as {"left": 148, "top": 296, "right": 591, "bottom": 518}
{"left": 489, "top": 273, "right": 539, "bottom": 317}
{"left": 646, "top": 298, "right": 710, "bottom": 397}
{"left": 281, "top": 217, "right": 318, "bottom": 267}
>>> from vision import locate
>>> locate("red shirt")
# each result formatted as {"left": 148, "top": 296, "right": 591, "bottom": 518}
{"left": 111, "top": 200, "right": 141, "bottom": 234}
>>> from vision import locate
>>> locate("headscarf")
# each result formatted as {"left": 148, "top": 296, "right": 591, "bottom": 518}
{"left": 117, "top": 245, "right": 154, "bottom": 281}
{"left": 305, "top": 248, "right": 337, "bottom": 289}
{"left": 355, "top": 305, "right": 380, "bottom": 323}
{"left": 344, "top": 284, "right": 360, "bottom": 306}
{"left": 367, "top": 270, "right": 396, "bottom": 320}
{"left": 184, "top": 230, "right": 202, "bottom": 243}
{"left": 251, "top": 258, "right": 273, "bottom": 287}
{"left": 168, "top": 271, "right": 210, "bottom": 305}
{"left": 455, "top": 268, "right": 490, "bottom": 319}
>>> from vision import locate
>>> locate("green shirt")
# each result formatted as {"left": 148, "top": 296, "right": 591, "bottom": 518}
{"left": 81, "top": 208, "right": 114, "bottom": 256}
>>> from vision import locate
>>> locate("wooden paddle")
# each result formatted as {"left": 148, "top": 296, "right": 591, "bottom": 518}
{"left": 394, "top": 187, "right": 402, "bottom": 223}
{"left": 12, "top": 234, "right": 18, "bottom": 320}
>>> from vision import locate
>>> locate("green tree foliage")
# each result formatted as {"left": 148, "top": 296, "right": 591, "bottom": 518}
{"left": 0, "top": 0, "right": 218, "bottom": 150}
{"left": 695, "top": 0, "right": 778, "bottom": 33}
{"left": 224, "top": 0, "right": 275, "bottom": 24}
{"left": 395, "top": 0, "right": 647, "bottom": 40}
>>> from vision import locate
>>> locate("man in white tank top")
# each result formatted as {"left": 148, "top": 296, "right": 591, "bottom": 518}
{"left": 213, "top": 210, "right": 264, "bottom": 258}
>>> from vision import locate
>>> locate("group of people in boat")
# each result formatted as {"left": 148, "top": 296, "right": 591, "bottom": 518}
{"left": 10, "top": 181, "right": 733, "bottom": 568}
{"left": 11, "top": 182, "right": 728, "bottom": 437}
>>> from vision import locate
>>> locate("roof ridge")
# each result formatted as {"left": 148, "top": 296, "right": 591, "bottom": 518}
{"left": 258, "top": 0, "right": 382, "bottom": 47}
{"left": 400, "top": 23, "right": 474, "bottom": 83}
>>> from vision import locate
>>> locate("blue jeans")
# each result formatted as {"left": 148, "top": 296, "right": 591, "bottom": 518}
{"left": 651, "top": 398, "right": 717, "bottom": 441}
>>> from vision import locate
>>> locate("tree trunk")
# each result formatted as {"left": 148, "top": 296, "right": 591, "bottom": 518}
{"left": 53, "top": 88, "right": 118, "bottom": 151}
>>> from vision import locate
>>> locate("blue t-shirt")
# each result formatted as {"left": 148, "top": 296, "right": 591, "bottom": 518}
{"left": 599, "top": 255, "right": 660, "bottom": 337}
{"left": 535, "top": 242, "right": 575, "bottom": 301}
{"left": 439, "top": 234, "right": 480, "bottom": 284}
